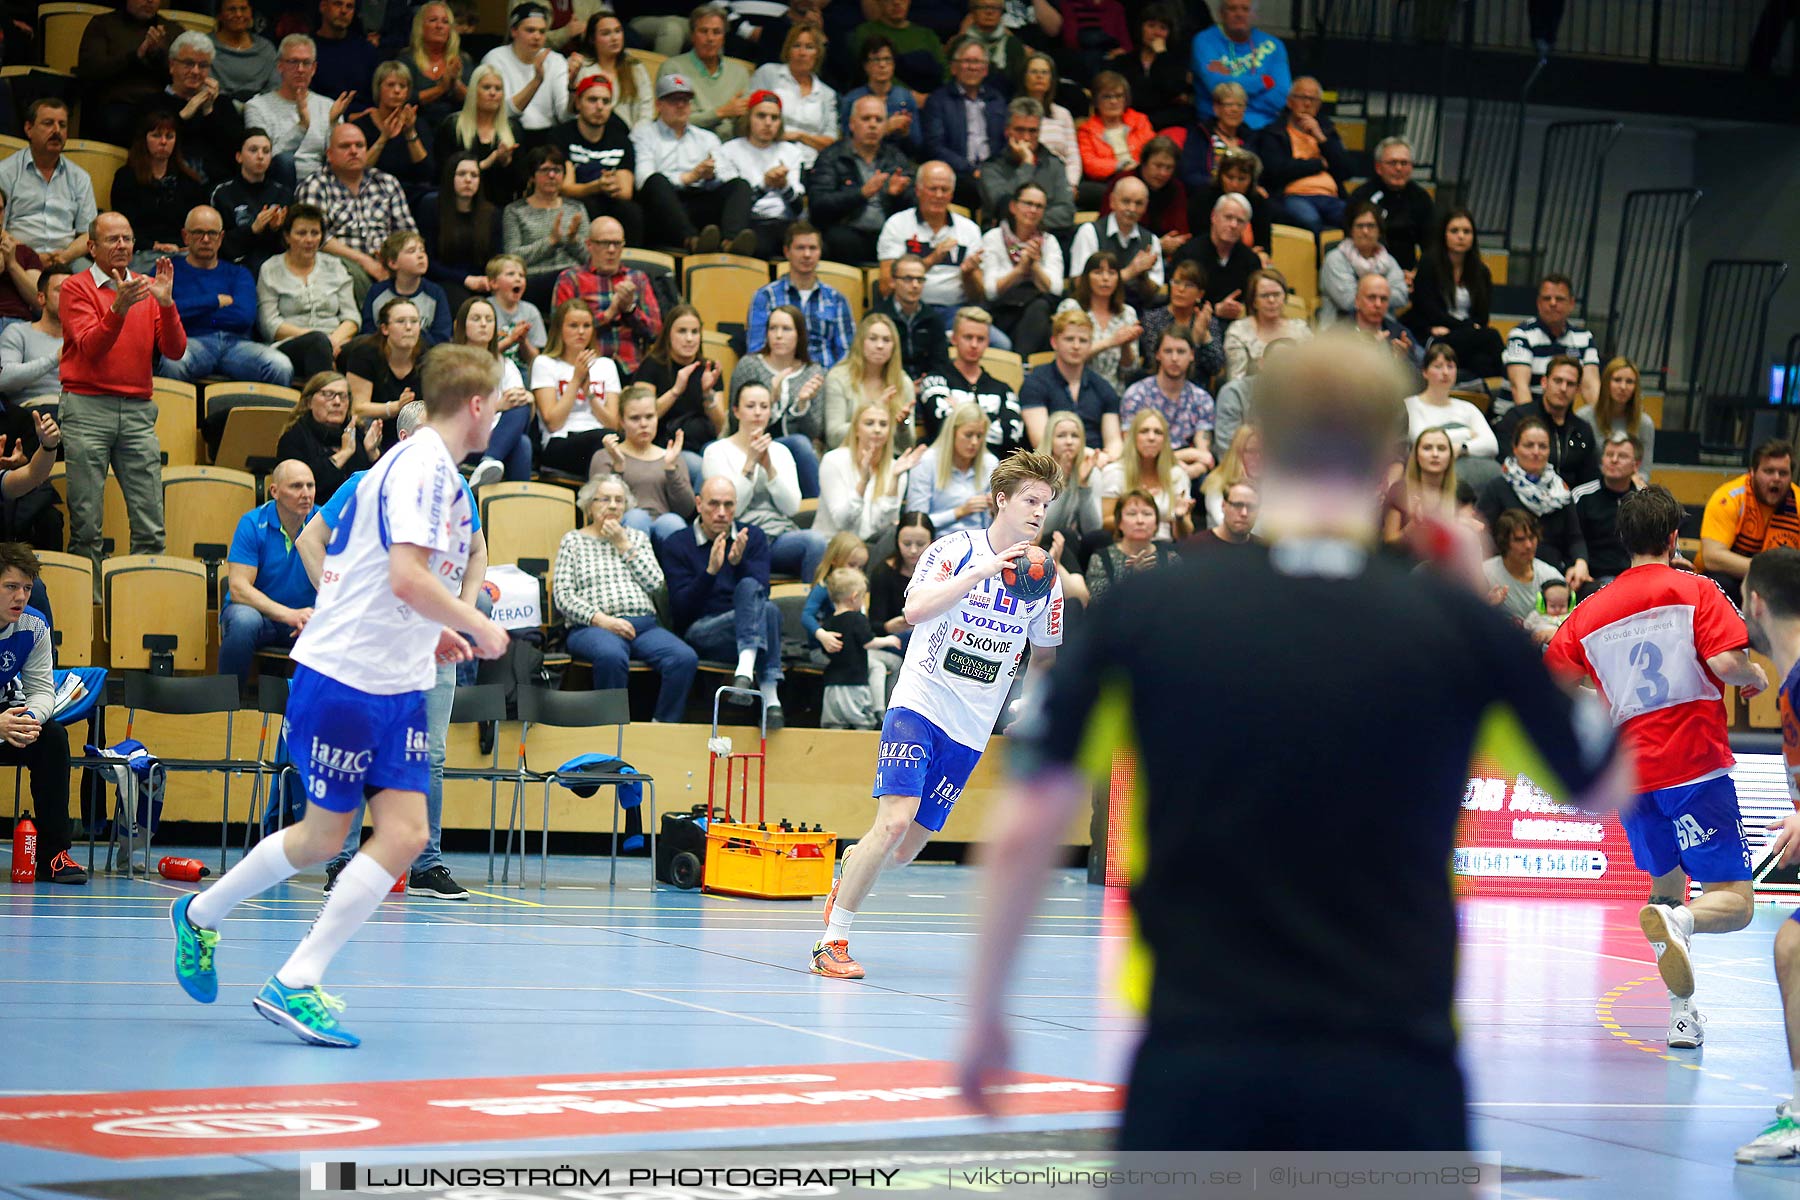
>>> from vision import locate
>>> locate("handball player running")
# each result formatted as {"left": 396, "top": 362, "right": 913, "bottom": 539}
{"left": 1733, "top": 549, "right": 1800, "bottom": 1163}
{"left": 813, "top": 451, "right": 1067, "bottom": 981}
{"left": 959, "top": 334, "right": 1627, "bottom": 1149}
{"left": 1544, "top": 485, "right": 1765, "bottom": 1049}
{"left": 168, "top": 346, "right": 510, "bottom": 1047}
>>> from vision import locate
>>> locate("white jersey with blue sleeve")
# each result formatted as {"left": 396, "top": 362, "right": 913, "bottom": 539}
{"left": 884, "top": 528, "right": 1064, "bottom": 752}
{"left": 292, "top": 427, "right": 474, "bottom": 695}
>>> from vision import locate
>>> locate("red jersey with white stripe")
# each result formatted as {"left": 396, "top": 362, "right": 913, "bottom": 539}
{"left": 1543, "top": 563, "right": 1745, "bottom": 793}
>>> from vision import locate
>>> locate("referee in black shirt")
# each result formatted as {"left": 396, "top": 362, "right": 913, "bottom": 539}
{"left": 959, "top": 334, "right": 1630, "bottom": 1151}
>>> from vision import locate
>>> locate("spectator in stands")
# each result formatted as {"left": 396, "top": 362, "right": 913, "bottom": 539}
{"left": 1200, "top": 422, "right": 1261, "bottom": 529}
{"left": 661, "top": 5, "right": 753, "bottom": 136}
{"left": 1404, "top": 207, "right": 1503, "bottom": 381}
{"left": 244, "top": 36, "right": 349, "bottom": 186}
{"left": 807, "top": 95, "right": 915, "bottom": 267}
{"left": 876, "top": 162, "right": 993, "bottom": 340}
{"left": 1073, "top": 177, "right": 1161, "bottom": 308}
{"left": 634, "top": 73, "right": 758, "bottom": 255}
{"left": 1122, "top": 327, "right": 1214, "bottom": 483}
{"left": 1495, "top": 355, "right": 1599, "bottom": 488}
{"left": 481, "top": 4, "right": 572, "bottom": 132}
{"left": 1578, "top": 356, "right": 1655, "bottom": 475}
{"left": 841, "top": 35, "right": 922, "bottom": 156}
{"left": 1347, "top": 273, "right": 1420, "bottom": 367}
{"left": 816, "top": 399, "right": 928, "bottom": 541}
{"left": 816, "top": 564, "right": 897, "bottom": 730}
{"left": 917, "top": 307, "right": 1024, "bottom": 452}
{"left": 731, "top": 305, "right": 824, "bottom": 490}
{"left": 210, "top": 0, "right": 278, "bottom": 105}
{"left": 436, "top": 66, "right": 520, "bottom": 209}
{"left": 979, "top": 182, "right": 1063, "bottom": 358}
{"left": 258, "top": 204, "right": 359, "bottom": 381}
{"left": 1041, "top": 409, "right": 1104, "bottom": 557}
{"left": 0, "top": 268, "right": 66, "bottom": 402}
{"left": 1190, "top": 0, "right": 1289, "bottom": 129}
{"left": 852, "top": 0, "right": 948, "bottom": 96}
{"left": 1381, "top": 427, "right": 1456, "bottom": 549}
{"left": 159, "top": 204, "right": 293, "bottom": 386}
{"left": 551, "top": 215, "right": 662, "bottom": 375}
{"left": 628, "top": 302, "right": 722, "bottom": 472}
{"left": 213, "top": 129, "right": 293, "bottom": 275}
{"left": 61, "top": 212, "right": 183, "bottom": 582}
{"left": 1018, "top": 53, "right": 1081, "bottom": 198}
{"left": 749, "top": 26, "right": 837, "bottom": 166}
{"left": 0, "top": 410, "right": 62, "bottom": 551}
{"left": 417, "top": 155, "right": 500, "bottom": 314}
{"left": 219, "top": 458, "right": 316, "bottom": 681}
{"left": 360, "top": 231, "right": 453, "bottom": 345}
{"left": 629, "top": 4, "right": 691, "bottom": 57}
{"left": 1482, "top": 508, "right": 1565, "bottom": 638}
{"left": 164, "top": 32, "right": 245, "bottom": 188}
{"left": 747, "top": 224, "right": 852, "bottom": 367}
{"left": 1256, "top": 76, "right": 1349, "bottom": 235}
{"left": 553, "top": 76, "right": 644, "bottom": 246}
{"left": 905, "top": 400, "right": 996, "bottom": 535}
{"left": 1213, "top": 337, "right": 1287, "bottom": 456}
{"left": 591, "top": 385, "right": 698, "bottom": 541}
{"left": 1222, "top": 267, "right": 1306, "bottom": 382}
{"left": 345, "top": 297, "right": 425, "bottom": 452}
{"left": 294, "top": 123, "right": 418, "bottom": 301}
{"left": 718, "top": 95, "right": 811, "bottom": 259}
{"left": 532, "top": 298, "right": 622, "bottom": 475}
{"left": 1136, "top": 259, "right": 1224, "bottom": 383}
{"left": 868, "top": 253, "right": 946, "bottom": 380}
{"left": 1319, "top": 201, "right": 1409, "bottom": 325}
{"left": 1502, "top": 272, "right": 1600, "bottom": 417}
{"left": 1087, "top": 490, "right": 1174, "bottom": 601}
{"left": 1176, "top": 193, "right": 1256, "bottom": 321}
{"left": 1406, "top": 344, "right": 1499, "bottom": 488}
{"left": 0, "top": 101, "right": 95, "bottom": 272}
{"left": 569, "top": 11, "right": 652, "bottom": 129}
{"left": 660, "top": 474, "right": 788, "bottom": 727}
{"left": 1076, "top": 72, "right": 1154, "bottom": 204}
{"left": 503, "top": 145, "right": 590, "bottom": 295}
{"left": 922, "top": 36, "right": 1008, "bottom": 210}
{"left": 1570, "top": 434, "right": 1644, "bottom": 593}
{"left": 313, "top": 0, "right": 380, "bottom": 112}
{"left": 110, "top": 114, "right": 207, "bottom": 272}
{"left": 1113, "top": 3, "right": 1188, "bottom": 129}
{"left": 824, "top": 313, "right": 917, "bottom": 451}
{"left": 404, "top": 3, "right": 470, "bottom": 129}
{"left": 1022, "top": 307, "right": 1122, "bottom": 451}
{"left": 979, "top": 98, "right": 1077, "bottom": 241}
{"left": 868, "top": 509, "right": 931, "bottom": 644}
{"left": 453, "top": 296, "right": 535, "bottom": 486}
{"left": 556, "top": 474, "right": 698, "bottom": 722}
{"left": 1698, "top": 437, "right": 1800, "bottom": 604}
{"left": 1059, "top": 0, "right": 1132, "bottom": 79}
{"left": 1181, "top": 79, "right": 1251, "bottom": 185}
{"left": 1056, "top": 253, "right": 1139, "bottom": 394}
{"left": 1347, "top": 136, "right": 1434, "bottom": 273}
{"left": 1192, "top": 480, "right": 1259, "bottom": 548}
{"left": 352, "top": 61, "right": 435, "bottom": 203}
{"left": 1478, "top": 414, "right": 1589, "bottom": 586}
{"left": 77, "top": 0, "right": 184, "bottom": 145}
{"left": 1100, "top": 408, "right": 1191, "bottom": 540}
{"left": 961, "top": 0, "right": 1029, "bottom": 96}
{"left": 1114, "top": 136, "right": 1190, "bottom": 255}
{"left": 1184, "top": 146, "right": 1269, "bottom": 261}
{"left": 488, "top": 252, "right": 547, "bottom": 371}
{"left": 704, "top": 377, "right": 828, "bottom": 579}
{"left": 0, "top": 191, "right": 45, "bottom": 331}
{"left": 0, "top": 542, "right": 81, "bottom": 883}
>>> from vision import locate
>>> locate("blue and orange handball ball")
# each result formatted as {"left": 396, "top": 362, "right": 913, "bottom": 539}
{"left": 1001, "top": 545, "right": 1055, "bottom": 602}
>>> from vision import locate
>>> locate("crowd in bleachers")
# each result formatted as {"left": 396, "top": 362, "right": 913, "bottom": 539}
{"left": 0, "top": 0, "right": 1782, "bottom": 758}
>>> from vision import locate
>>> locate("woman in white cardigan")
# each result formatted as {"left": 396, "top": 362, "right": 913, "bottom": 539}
{"left": 1318, "top": 201, "right": 1410, "bottom": 325}
{"left": 480, "top": 5, "right": 571, "bottom": 131}
{"left": 701, "top": 380, "right": 830, "bottom": 581}
{"left": 815, "top": 401, "right": 930, "bottom": 541}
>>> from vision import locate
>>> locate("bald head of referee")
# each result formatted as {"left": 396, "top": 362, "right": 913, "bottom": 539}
{"left": 959, "top": 333, "right": 1629, "bottom": 1153}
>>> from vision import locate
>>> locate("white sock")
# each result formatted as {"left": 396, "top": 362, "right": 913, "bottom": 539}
{"left": 1670, "top": 994, "right": 1691, "bottom": 1014}
{"left": 276, "top": 853, "right": 396, "bottom": 989}
{"left": 761, "top": 679, "right": 781, "bottom": 707}
{"left": 185, "top": 829, "right": 302, "bottom": 930}
{"left": 736, "top": 649, "right": 757, "bottom": 677}
{"left": 825, "top": 906, "right": 855, "bottom": 944}
{"left": 1790, "top": 1069, "right": 1799, "bottom": 1103}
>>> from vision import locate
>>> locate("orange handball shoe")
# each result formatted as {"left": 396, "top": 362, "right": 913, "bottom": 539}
{"left": 811, "top": 938, "right": 864, "bottom": 980}
{"left": 822, "top": 873, "right": 841, "bottom": 928}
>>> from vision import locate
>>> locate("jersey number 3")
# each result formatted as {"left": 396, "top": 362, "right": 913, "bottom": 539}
{"left": 1628, "top": 640, "right": 1670, "bottom": 708}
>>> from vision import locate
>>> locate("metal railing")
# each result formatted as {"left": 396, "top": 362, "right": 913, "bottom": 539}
{"left": 1602, "top": 188, "right": 1702, "bottom": 389}
{"left": 1518, "top": 119, "right": 1623, "bottom": 308}
{"left": 1690, "top": 260, "right": 1790, "bottom": 450}
{"left": 1450, "top": 59, "right": 1543, "bottom": 251}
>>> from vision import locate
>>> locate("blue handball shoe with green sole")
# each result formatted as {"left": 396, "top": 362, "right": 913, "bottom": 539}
{"left": 170, "top": 894, "right": 219, "bottom": 1003}
{"left": 252, "top": 977, "right": 361, "bottom": 1048}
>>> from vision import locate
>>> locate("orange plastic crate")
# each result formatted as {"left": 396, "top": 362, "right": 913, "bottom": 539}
{"left": 702, "top": 822, "right": 837, "bottom": 899}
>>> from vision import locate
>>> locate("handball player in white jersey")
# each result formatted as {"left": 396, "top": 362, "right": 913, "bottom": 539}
{"left": 168, "top": 346, "right": 511, "bottom": 1047}
{"left": 813, "top": 451, "right": 1067, "bottom": 980}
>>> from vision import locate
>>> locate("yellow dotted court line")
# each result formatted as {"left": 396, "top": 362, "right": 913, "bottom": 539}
{"left": 1593, "top": 974, "right": 1773, "bottom": 1090}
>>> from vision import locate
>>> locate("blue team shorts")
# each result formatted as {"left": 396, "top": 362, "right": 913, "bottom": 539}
{"left": 872, "top": 707, "right": 984, "bottom": 832}
{"left": 1621, "top": 772, "right": 1753, "bottom": 882}
{"left": 283, "top": 665, "right": 430, "bottom": 813}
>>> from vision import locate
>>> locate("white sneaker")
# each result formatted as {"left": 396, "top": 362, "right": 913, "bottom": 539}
{"left": 1639, "top": 903, "right": 1696, "bottom": 998}
{"left": 468, "top": 457, "right": 505, "bottom": 492}
{"left": 1667, "top": 1005, "right": 1705, "bottom": 1049}
{"left": 1735, "top": 1100, "right": 1799, "bottom": 1164}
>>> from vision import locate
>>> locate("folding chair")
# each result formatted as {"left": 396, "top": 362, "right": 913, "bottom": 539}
{"left": 511, "top": 686, "right": 657, "bottom": 890}
{"left": 119, "top": 672, "right": 262, "bottom": 874}
{"left": 240, "top": 674, "right": 302, "bottom": 855}
{"left": 435, "top": 684, "right": 515, "bottom": 884}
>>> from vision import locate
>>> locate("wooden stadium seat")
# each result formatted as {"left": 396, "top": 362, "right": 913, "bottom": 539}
{"left": 1074, "top": 210, "right": 1099, "bottom": 226}
{"left": 203, "top": 381, "right": 299, "bottom": 406}
{"left": 1025, "top": 350, "right": 1055, "bottom": 369}
{"left": 0, "top": 134, "right": 26, "bottom": 155}
{"left": 1270, "top": 224, "right": 1318, "bottom": 314}
{"left": 776, "top": 260, "right": 867, "bottom": 323}
{"left": 35, "top": 550, "right": 93, "bottom": 666}
{"left": 479, "top": 482, "right": 577, "bottom": 568}
{"left": 163, "top": 466, "right": 256, "bottom": 564}
{"left": 701, "top": 329, "right": 737, "bottom": 385}
{"left": 1318, "top": 228, "right": 1344, "bottom": 258}
{"left": 163, "top": 8, "right": 213, "bottom": 32}
{"left": 633, "top": 50, "right": 667, "bottom": 77}
{"left": 100, "top": 555, "right": 208, "bottom": 671}
{"left": 949, "top": 203, "right": 973, "bottom": 220}
{"left": 1338, "top": 118, "right": 1366, "bottom": 151}
{"left": 1482, "top": 249, "right": 1509, "bottom": 286}
{"left": 62, "top": 140, "right": 127, "bottom": 210}
{"left": 623, "top": 246, "right": 678, "bottom": 281}
{"left": 48, "top": 461, "right": 127, "bottom": 554}
{"left": 152, "top": 378, "right": 199, "bottom": 466}
{"left": 213, "top": 403, "right": 292, "bottom": 471}
{"left": 1642, "top": 393, "right": 1663, "bottom": 428}
{"left": 38, "top": 3, "right": 106, "bottom": 76}
{"left": 684, "top": 258, "right": 771, "bottom": 333}
{"left": 981, "top": 347, "right": 1024, "bottom": 391}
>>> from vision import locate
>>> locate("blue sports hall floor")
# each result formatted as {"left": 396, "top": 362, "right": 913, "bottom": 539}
{"left": 0, "top": 849, "right": 1796, "bottom": 1198}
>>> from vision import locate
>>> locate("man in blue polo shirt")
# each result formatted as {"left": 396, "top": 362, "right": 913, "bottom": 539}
{"left": 1018, "top": 308, "right": 1123, "bottom": 455}
{"left": 221, "top": 459, "right": 317, "bottom": 683}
